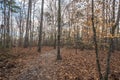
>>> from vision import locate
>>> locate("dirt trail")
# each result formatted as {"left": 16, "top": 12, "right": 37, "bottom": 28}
{"left": 9, "top": 50, "right": 58, "bottom": 80}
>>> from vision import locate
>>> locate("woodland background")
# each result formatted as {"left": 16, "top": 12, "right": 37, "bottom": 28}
{"left": 0, "top": 0, "right": 120, "bottom": 80}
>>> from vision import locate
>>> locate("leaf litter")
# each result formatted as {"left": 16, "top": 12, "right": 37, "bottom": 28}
{"left": 0, "top": 47, "right": 120, "bottom": 80}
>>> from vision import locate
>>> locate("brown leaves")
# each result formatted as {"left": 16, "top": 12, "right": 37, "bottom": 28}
{"left": 56, "top": 49, "right": 97, "bottom": 80}
{"left": 1, "top": 47, "right": 120, "bottom": 80}
{"left": 56, "top": 49, "right": 120, "bottom": 80}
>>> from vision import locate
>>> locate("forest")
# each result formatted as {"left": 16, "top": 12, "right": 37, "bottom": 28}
{"left": 0, "top": 0, "right": 120, "bottom": 80}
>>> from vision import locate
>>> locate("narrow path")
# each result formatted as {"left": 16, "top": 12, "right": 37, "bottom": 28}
{"left": 9, "top": 50, "right": 58, "bottom": 80}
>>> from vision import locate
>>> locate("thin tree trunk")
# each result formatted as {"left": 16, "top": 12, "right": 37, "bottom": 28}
{"left": 57, "top": 0, "right": 62, "bottom": 60}
{"left": 105, "top": 0, "right": 108, "bottom": 43}
{"left": 6, "top": 0, "right": 11, "bottom": 48}
{"left": 53, "top": 0, "right": 57, "bottom": 49}
{"left": 110, "top": 0, "right": 115, "bottom": 52}
{"left": 104, "top": 0, "right": 120, "bottom": 79}
{"left": 10, "top": 10, "right": 13, "bottom": 48}
{"left": 21, "top": 1, "right": 25, "bottom": 47}
{"left": 24, "top": 0, "right": 31, "bottom": 48}
{"left": 3, "top": 0, "right": 6, "bottom": 48}
{"left": 91, "top": 0, "right": 103, "bottom": 79}
{"left": 29, "top": 0, "right": 32, "bottom": 49}
{"left": 19, "top": 8, "right": 22, "bottom": 47}
{"left": 32, "top": 2, "right": 35, "bottom": 47}
{"left": 102, "top": 0, "right": 105, "bottom": 44}
{"left": 102, "top": 0, "right": 105, "bottom": 32}
{"left": 38, "top": 0, "right": 44, "bottom": 52}
{"left": 0, "top": 3, "right": 3, "bottom": 45}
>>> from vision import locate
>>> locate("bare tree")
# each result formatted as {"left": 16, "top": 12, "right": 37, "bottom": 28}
{"left": 91, "top": 0, "right": 103, "bottom": 79}
{"left": 57, "top": 0, "right": 62, "bottom": 60}
{"left": 31, "top": 1, "right": 36, "bottom": 47}
{"left": 24, "top": 0, "right": 32, "bottom": 48}
{"left": 38, "top": 0, "right": 44, "bottom": 52}
{"left": 3, "top": 0, "right": 6, "bottom": 48}
{"left": 105, "top": 0, "right": 120, "bottom": 80}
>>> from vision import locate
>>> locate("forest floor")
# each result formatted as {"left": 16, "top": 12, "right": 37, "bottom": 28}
{"left": 0, "top": 47, "right": 120, "bottom": 80}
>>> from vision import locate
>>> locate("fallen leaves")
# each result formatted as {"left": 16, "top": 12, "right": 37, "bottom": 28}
{"left": 56, "top": 49, "right": 120, "bottom": 80}
{"left": 0, "top": 47, "right": 120, "bottom": 80}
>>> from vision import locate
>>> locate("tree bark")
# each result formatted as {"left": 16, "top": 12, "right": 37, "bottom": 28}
{"left": 38, "top": 0, "right": 44, "bottom": 52}
{"left": 3, "top": 0, "right": 6, "bottom": 48}
{"left": 91, "top": 0, "right": 103, "bottom": 79}
{"left": 29, "top": 0, "right": 32, "bottom": 49}
{"left": 57, "top": 0, "right": 62, "bottom": 60}
{"left": 104, "top": 0, "right": 120, "bottom": 79}
{"left": 32, "top": 2, "right": 35, "bottom": 47}
{"left": 24, "top": 0, "right": 32, "bottom": 48}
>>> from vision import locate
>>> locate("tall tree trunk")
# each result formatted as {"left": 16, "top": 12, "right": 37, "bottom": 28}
{"left": 102, "top": 0, "right": 105, "bottom": 32}
{"left": 91, "top": 0, "right": 103, "bottom": 79}
{"left": 29, "top": 0, "right": 32, "bottom": 49}
{"left": 32, "top": 2, "right": 35, "bottom": 47}
{"left": 105, "top": 0, "right": 108, "bottom": 43}
{"left": 0, "top": 3, "right": 3, "bottom": 45}
{"left": 102, "top": 0, "right": 105, "bottom": 44}
{"left": 21, "top": 1, "right": 26, "bottom": 47}
{"left": 24, "top": 0, "right": 31, "bottom": 48}
{"left": 19, "top": 8, "right": 22, "bottom": 47}
{"left": 57, "top": 0, "right": 62, "bottom": 60}
{"left": 110, "top": 0, "right": 115, "bottom": 52}
{"left": 38, "top": 0, "right": 44, "bottom": 52}
{"left": 10, "top": 9, "right": 13, "bottom": 48}
{"left": 53, "top": 0, "right": 57, "bottom": 49}
{"left": 3, "top": 0, "right": 6, "bottom": 48}
{"left": 6, "top": 0, "right": 11, "bottom": 48}
{"left": 111, "top": 0, "right": 120, "bottom": 50}
{"left": 105, "top": 0, "right": 120, "bottom": 79}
